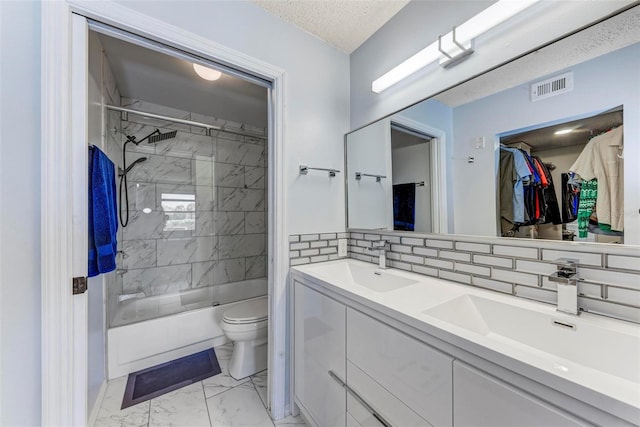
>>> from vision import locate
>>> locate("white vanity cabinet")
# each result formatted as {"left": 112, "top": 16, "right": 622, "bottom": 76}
{"left": 453, "top": 361, "right": 589, "bottom": 427}
{"left": 347, "top": 308, "right": 453, "bottom": 427}
{"left": 294, "top": 281, "right": 346, "bottom": 427}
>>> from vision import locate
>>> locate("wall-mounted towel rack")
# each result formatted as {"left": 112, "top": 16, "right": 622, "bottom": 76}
{"left": 355, "top": 172, "right": 387, "bottom": 182}
{"left": 416, "top": 181, "right": 425, "bottom": 187}
{"left": 299, "top": 165, "right": 340, "bottom": 177}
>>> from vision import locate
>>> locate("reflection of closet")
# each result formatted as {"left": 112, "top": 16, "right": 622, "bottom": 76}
{"left": 498, "top": 107, "right": 623, "bottom": 243}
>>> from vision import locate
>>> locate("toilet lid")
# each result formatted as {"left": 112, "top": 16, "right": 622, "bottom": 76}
{"left": 223, "top": 297, "right": 268, "bottom": 324}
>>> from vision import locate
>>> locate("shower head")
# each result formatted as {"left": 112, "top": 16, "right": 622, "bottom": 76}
{"left": 147, "top": 130, "right": 177, "bottom": 144}
{"left": 124, "top": 157, "right": 147, "bottom": 174}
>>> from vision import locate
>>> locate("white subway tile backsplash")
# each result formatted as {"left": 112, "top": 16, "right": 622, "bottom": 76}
{"left": 607, "top": 286, "right": 640, "bottom": 307}
{"left": 412, "top": 265, "right": 438, "bottom": 277}
{"left": 365, "top": 234, "right": 382, "bottom": 241}
{"left": 291, "top": 257, "right": 311, "bottom": 266}
{"left": 401, "top": 237, "right": 424, "bottom": 246}
{"left": 577, "top": 282, "right": 602, "bottom": 298}
{"left": 472, "top": 277, "right": 513, "bottom": 294}
{"left": 493, "top": 245, "right": 538, "bottom": 259}
{"left": 290, "top": 242, "right": 309, "bottom": 250}
{"left": 425, "top": 239, "right": 454, "bottom": 249}
{"left": 440, "top": 271, "right": 471, "bottom": 284}
{"left": 579, "top": 297, "right": 640, "bottom": 323}
{"left": 311, "top": 255, "right": 330, "bottom": 263}
{"left": 515, "top": 285, "right": 555, "bottom": 304}
{"left": 310, "top": 241, "right": 329, "bottom": 249}
{"left": 607, "top": 255, "right": 640, "bottom": 272}
{"left": 579, "top": 268, "right": 639, "bottom": 289}
{"left": 439, "top": 251, "right": 471, "bottom": 262}
{"left": 391, "top": 244, "right": 412, "bottom": 254}
{"left": 337, "top": 232, "right": 349, "bottom": 239}
{"left": 300, "top": 248, "right": 320, "bottom": 257}
{"left": 542, "top": 250, "right": 602, "bottom": 267}
{"left": 455, "top": 242, "right": 491, "bottom": 253}
{"left": 515, "top": 260, "right": 557, "bottom": 276}
{"left": 400, "top": 254, "right": 424, "bottom": 264}
{"left": 425, "top": 258, "right": 454, "bottom": 270}
{"left": 414, "top": 247, "right": 438, "bottom": 257}
{"left": 473, "top": 255, "right": 513, "bottom": 269}
{"left": 455, "top": 263, "right": 490, "bottom": 277}
{"left": 390, "top": 261, "right": 412, "bottom": 271}
{"left": 288, "top": 235, "right": 300, "bottom": 243}
{"left": 320, "top": 247, "right": 338, "bottom": 255}
{"left": 492, "top": 269, "right": 539, "bottom": 287}
{"left": 381, "top": 235, "right": 401, "bottom": 244}
{"left": 320, "top": 233, "right": 337, "bottom": 240}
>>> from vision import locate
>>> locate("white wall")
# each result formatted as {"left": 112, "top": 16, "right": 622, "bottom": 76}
{"left": 350, "top": 0, "right": 634, "bottom": 130}
{"left": 392, "top": 142, "right": 431, "bottom": 233}
{"left": 347, "top": 119, "right": 392, "bottom": 229}
{"left": 451, "top": 44, "right": 640, "bottom": 242}
{"left": 0, "top": 1, "right": 42, "bottom": 426}
{"left": 115, "top": 0, "right": 350, "bottom": 235}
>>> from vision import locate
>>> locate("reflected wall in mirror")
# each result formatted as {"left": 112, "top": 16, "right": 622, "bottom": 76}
{"left": 345, "top": 10, "right": 639, "bottom": 245}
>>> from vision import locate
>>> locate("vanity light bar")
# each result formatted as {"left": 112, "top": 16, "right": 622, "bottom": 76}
{"left": 371, "top": 0, "right": 541, "bottom": 93}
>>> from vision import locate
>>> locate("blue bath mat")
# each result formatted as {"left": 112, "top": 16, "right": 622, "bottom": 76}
{"left": 121, "top": 348, "right": 221, "bottom": 409}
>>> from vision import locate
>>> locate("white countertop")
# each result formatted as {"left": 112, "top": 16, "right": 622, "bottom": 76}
{"left": 292, "top": 258, "right": 640, "bottom": 424}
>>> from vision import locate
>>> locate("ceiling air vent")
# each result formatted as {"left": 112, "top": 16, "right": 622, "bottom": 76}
{"left": 531, "top": 72, "right": 573, "bottom": 102}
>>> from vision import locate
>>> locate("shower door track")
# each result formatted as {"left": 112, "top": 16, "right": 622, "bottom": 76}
{"left": 106, "top": 104, "right": 267, "bottom": 140}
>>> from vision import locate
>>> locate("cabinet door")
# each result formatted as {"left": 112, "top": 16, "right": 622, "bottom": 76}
{"left": 453, "top": 361, "right": 589, "bottom": 427}
{"left": 294, "top": 281, "right": 346, "bottom": 427}
{"left": 347, "top": 308, "right": 453, "bottom": 427}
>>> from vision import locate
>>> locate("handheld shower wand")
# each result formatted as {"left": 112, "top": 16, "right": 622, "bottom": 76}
{"left": 119, "top": 128, "right": 177, "bottom": 227}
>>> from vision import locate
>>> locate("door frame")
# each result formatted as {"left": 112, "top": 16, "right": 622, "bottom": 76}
{"left": 390, "top": 115, "right": 449, "bottom": 233}
{"left": 41, "top": 1, "right": 288, "bottom": 424}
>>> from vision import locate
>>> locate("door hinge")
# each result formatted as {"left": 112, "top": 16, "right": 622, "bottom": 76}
{"left": 73, "top": 276, "right": 88, "bottom": 294}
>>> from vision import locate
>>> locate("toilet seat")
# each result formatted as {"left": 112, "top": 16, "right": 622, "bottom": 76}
{"left": 222, "top": 297, "right": 268, "bottom": 324}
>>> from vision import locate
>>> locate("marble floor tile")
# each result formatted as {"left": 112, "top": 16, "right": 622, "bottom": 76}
{"left": 94, "top": 376, "right": 150, "bottom": 427}
{"left": 202, "top": 355, "right": 250, "bottom": 399}
{"left": 251, "top": 369, "right": 268, "bottom": 409}
{"left": 206, "top": 382, "right": 273, "bottom": 427}
{"left": 148, "top": 382, "right": 210, "bottom": 427}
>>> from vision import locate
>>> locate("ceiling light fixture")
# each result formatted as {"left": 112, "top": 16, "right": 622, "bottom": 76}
{"left": 554, "top": 128, "right": 574, "bottom": 135}
{"left": 372, "top": 0, "right": 540, "bottom": 93}
{"left": 193, "top": 63, "right": 222, "bottom": 81}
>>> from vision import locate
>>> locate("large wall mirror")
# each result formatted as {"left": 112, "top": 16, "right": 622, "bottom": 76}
{"left": 346, "top": 6, "right": 639, "bottom": 245}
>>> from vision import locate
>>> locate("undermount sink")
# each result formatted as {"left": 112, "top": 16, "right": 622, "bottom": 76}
{"left": 423, "top": 295, "right": 640, "bottom": 383}
{"left": 305, "top": 260, "right": 418, "bottom": 292}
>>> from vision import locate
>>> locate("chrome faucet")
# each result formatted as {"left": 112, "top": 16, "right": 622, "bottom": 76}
{"left": 367, "top": 240, "right": 390, "bottom": 270}
{"left": 548, "top": 259, "right": 579, "bottom": 315}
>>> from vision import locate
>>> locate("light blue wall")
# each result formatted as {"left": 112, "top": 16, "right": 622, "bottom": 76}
{"left": 450, "top": 43, "right": 640, "bottom": 239}
{"left": 0, "top": 1, "right": 42, "bottom": 425}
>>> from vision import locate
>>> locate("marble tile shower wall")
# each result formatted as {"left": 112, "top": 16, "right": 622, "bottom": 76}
{"left": 348, "top": 232, "right": 640, "bottom": 323}
{"left": 119, "top": 98, "right": 267, "bottom": 298}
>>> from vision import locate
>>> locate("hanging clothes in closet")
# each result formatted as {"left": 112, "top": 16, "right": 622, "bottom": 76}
{"left": 499, "top": 146, "right": 562, "bottom": 236}
{"left": 570, "top": 125, "right": 624, "bottom": 237}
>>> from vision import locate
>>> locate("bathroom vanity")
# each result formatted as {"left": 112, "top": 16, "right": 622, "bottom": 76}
{"left": 291, "top": 259, "right": 640, "bottom": 427}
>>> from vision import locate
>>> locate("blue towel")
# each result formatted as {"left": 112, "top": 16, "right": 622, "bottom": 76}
{"left": 393, "top": 183, "right": 416, "bottom": 231}
{"left": 88, "top": 146, "right": 118, "bottom": 277}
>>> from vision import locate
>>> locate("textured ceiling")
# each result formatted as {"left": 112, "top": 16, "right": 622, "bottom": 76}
{"left": 251, "top": 0, "right": 410, "bottom": 53}
{"left": 99, "top": 34, "right": 268, "bottom": 128}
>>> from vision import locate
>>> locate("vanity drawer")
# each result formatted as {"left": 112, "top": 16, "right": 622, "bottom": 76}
{"left": 347, "top": 360, "right": 432, "bottom": 427}
{"left": 347, "top": 308, "right": 453, "bottom": 427}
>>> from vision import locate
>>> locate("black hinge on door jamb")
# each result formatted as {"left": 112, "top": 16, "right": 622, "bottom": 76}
{"left": 73, "top": 277, "right": 88, "bottom": 294}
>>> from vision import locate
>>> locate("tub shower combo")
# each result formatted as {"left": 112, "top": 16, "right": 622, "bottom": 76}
{"left": 105, "top": 102, "right": 268, "bottom": 379}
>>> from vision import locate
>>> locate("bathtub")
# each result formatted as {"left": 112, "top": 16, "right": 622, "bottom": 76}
{"left": 107, "top": 278, "right": 267, "bottom": 379}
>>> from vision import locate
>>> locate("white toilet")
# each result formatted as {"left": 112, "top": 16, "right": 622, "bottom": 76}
{"left": 221, "top": 296, "right": 268, "bottom": 380}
